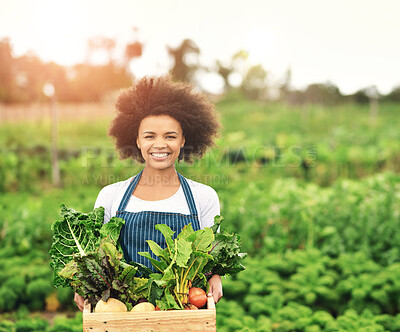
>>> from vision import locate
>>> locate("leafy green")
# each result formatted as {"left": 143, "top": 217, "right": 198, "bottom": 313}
{"left": 59, "top": 238, "right": 145, "bottom": 307}
{"left": 204, "top": 215, "right": 247, "bottom": 277}
{"left": 49, "top": 204, "right": 125, "bottom": 288}
{"left": 139, "top": 223, "right": 215, "bottom": 309}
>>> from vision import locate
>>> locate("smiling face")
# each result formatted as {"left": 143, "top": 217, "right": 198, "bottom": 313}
{"left": 136, "top": 115, "right": 185, "bottom": 171}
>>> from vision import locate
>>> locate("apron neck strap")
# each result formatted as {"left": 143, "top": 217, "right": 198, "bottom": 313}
{"left": 117, "top": 169, "right": 198, "bottom": 216}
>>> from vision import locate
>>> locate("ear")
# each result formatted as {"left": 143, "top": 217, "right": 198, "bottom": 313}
{"left": 181, "top": 136, "right": 185, "bottom": 147}
{"left": 136, "top": 138, "right": 140, "bottom": 149}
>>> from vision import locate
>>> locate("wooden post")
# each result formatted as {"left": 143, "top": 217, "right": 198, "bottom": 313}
{"left": 51, "top": 94, "right": 61, "bottom": 187}
{"left": 367, "top": 85, "right": 379, "bottom": 123}
{"left": 44, "top": 83, "right": 61, "bottom": 187}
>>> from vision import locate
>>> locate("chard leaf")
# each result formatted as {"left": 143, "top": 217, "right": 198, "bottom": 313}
{"left": 112, "top": 279, "right": 124, "bottom": 292}
{"left": 156, "top": 288, "right": 181, "bottom": 310}
{"left": 177, "top": 223, "right": 195, "bottom": 240}
{"left": 128, "top": 261, "right": 153, "bottom": 278}
{"left": 147, "top": 240, "right": 164, "bottom": 257}
{"left": 118, "top": 264, "right": 138, "bottom": 285}
{"left": 59, "top": 260, "right": 78, "bottom": 279}
{"left": 81, "top": 256, "right": 111, "bottom": 289}
{"left": 155, "top": 224, "right": 175, "bottom": 255}
{"left": 138, "top": 251, "right": 168, "bottom": 273}
{"left": 185, "top": 251, "right": 211, "bottom": 282}
{"left": 98, "top": 240, "right": 122, "bottom": 272}
{"left": 147, "top": 240, "right": 171, "bottom": 264}
{"left": 101, "top": 288, "right": 111, "bottom": 302}
{"left": 187, "top": 228, "right": 214, "bottom": 253}
{"left": 100, "top": 216, "right": 125, "bottom": 245}
{"left": 49, "top": 204, "right": 125, "bottom": 288}
{"left": 176, "top": 238, "right": 192, "bottom": 268}
{"left": 148, "top": 279, "right": 165, "bottom": 305}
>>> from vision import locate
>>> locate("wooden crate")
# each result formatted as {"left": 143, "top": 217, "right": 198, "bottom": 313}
{"left": 83, "top": 296, "right": 216, "bottom": 332}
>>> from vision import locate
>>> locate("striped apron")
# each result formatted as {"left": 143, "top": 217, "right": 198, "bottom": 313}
{"left": 117, "top": 170, "right": 201, "bottom": 271}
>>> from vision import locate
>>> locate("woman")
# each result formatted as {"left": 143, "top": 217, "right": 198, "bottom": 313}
{"left": 75, "top": 76, "right": 222, "bottom": 311}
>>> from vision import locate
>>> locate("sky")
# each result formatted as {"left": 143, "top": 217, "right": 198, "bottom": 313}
{"left": 1, "top": 0, "right": 400, "bottom": 95}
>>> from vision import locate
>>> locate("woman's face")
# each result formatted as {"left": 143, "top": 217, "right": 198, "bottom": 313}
{"left": 136, "top": 115, "right": 185, "bottom": 171}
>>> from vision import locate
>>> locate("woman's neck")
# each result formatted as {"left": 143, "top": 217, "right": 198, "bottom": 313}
{"left": 140, "top": 166, "right": 180, "bottom": 187}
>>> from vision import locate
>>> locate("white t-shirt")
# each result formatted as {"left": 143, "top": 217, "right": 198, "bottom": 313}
{"left": 94, "top": 175, "right": 220, "bottom": 229}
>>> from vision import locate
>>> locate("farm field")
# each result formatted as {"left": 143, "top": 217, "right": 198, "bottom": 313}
{"left": 1, "top": 97, "right": 400, "bottom": 331}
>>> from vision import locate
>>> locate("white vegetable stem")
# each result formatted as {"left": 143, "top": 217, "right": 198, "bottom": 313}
{"left": 67, "top": 221, "right": 86, "bottom": 257}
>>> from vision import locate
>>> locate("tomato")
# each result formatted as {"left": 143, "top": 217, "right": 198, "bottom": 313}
{"left": 188, "top": 287, "right": 207, "bottom": 308}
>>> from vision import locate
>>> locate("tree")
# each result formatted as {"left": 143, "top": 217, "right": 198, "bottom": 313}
{"left": 124, "top": 27, "right": 143, "bottom": 73}
{"left": 167, "top": 39, "right": 200, "bottom": 82}
{"left": 279, "top": 67, "right": 292, "bottom": 101}
{"left": 384, "top": 86, "right": 400, "bottom": 102}
{"left": 241, "top": 64, "right": 268, "bottom": 100}
{"left": 86, "top": 36, "right": 116, "bottom": 65}
{"left": 216, "top": 60, "right": 233, "bottom": 91}
{"left": 303, "top": 82, "right": 342, "bottom": 105}
{"left": 0, "top": 38, "right": 16, "bottom": 102}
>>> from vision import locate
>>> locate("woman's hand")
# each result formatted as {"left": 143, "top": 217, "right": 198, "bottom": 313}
{"left": 74, "top": 292, "right": 84, "bottom": 312}
{"left": 207, "top": 274, "right": 223, "bottom": 304}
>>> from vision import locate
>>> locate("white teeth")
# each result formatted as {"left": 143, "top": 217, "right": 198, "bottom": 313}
{"left": 151, "top": 153, "right": 169, "bottom": 157}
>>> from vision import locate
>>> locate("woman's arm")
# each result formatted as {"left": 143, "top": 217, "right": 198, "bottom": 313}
{"left": 197, "top": 184, "right": 223, "bottom": 303}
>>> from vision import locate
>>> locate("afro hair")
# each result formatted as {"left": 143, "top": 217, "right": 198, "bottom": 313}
{"left": 109, "top": 75, "right": 221, "bottom": 163}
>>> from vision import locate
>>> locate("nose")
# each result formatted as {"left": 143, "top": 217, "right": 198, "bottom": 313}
{"left": 153, "top": 137, "right": 167, "bottom": 148}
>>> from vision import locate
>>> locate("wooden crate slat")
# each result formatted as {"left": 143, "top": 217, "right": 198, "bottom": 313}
{"left": 83, "top": 296, "right": 216, "bottom": 332}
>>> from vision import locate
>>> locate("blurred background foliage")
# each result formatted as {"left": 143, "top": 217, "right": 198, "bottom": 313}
{"left": 2, "top": 36, "right": 400, "bottom": 104}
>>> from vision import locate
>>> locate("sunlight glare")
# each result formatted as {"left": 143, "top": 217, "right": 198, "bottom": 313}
{"left": 33, "top": 0, "right": 89, "bottom": 65}
{"left": 245, "top": 26, "right": 277, "bottom": 65}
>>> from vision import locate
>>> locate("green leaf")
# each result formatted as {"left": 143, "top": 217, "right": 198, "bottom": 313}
{"left": 181, "top": 251, "right": 212, "bottom": 284}
{"left": 176, "top": 238, "right": 192, "bottom": 268}
{"left": 127, "top": 261, "right": 154, "bottom": 278}
{"left": 98, "top": 240, "right": 123, "bottom": 272}
{"left": 49, "top": 205, "right": 104, "bottom": 287}
{"left": 147, "top": 240, "right": 165, "bottom": 257}
{"left": 81, "top": 256, "right": 111, "bottom": 289}
{"left": 187, "top": 228, "right": 214, "bottom": 253}
{"left": 177, "top": 223, "right": 195, "bottom": 240}
{"left": 118, "top": 264, "right": 138, "bottom": 285}
{"left": 138, "top": 251, "right": 168, "bottom": 273}
{"left": 147, "top": 279, "right": 165, "bottom": 305}
{"left": 155, "top": 224, "right": 175, "bottom": 254}
{"left": 156, "top": 288, "right": 181, "bottom": 310}
{"left": 147, "top": 240, "right": 171, "bottom": 264}
{"left": 128, "top": 277, "right": 150, "bottom": 302}
{"left": 100, "top": 217, "right": 125, "bottom": 245}
{"left": 210, "top": 215, "right": 223, "bottom": 235}
{"left": 59, "top": 260, "right": 78, "bottom": 279}
{"left": 204, "top": 219, "right": 246, "bottom": 277}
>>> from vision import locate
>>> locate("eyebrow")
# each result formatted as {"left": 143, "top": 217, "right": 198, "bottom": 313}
{"left": 142, "top": 131, "right": 178, "bottom": 135}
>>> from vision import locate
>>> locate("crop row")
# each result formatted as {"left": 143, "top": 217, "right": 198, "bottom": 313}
{"left": 1, "top": 101, "right": 400, "bottom": 193}
{"left": 217, "top": 172, "right": 400, "bottom": 266}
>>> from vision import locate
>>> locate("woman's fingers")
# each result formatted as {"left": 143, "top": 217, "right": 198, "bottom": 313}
{"left": 207, "top": 274, "right": 223, "bottom": 303}
{"left": 74, "top": 292, "right": 84, "bottom": 312}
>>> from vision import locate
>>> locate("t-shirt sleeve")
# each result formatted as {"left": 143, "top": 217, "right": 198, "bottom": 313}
{"left": 199, "top": 186, "right": 220, "bottom": 229}
{"left": 94, "top": 186, "right": 113, "bottom": 224}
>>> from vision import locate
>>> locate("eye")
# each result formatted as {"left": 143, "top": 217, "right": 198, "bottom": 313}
{"left": 166, "top": 136, "right": 177, "bottom": 139}
{"left": 145, "top": 135, "right": 154, "bottom": 139}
